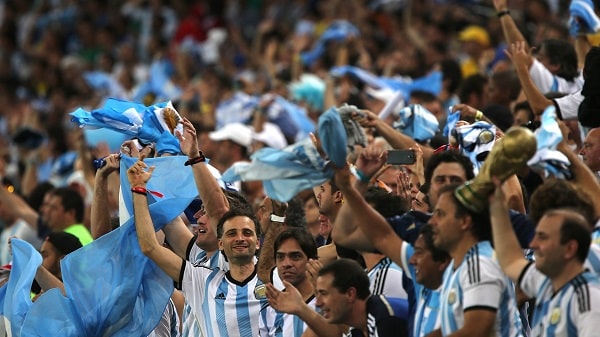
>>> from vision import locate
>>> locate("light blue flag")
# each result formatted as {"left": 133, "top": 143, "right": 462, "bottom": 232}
{"left": 330, "top": 66, "right": 443, "bottom": 98}
{"left": 70, "top": 98, "right": 183, "bottom": 155}
{"left": 443, "top": 109, "right": 461, "bottom": 137}
{"left": 3, "top": 156, "right": 198, "bottom": 337}
{"left": 570, "top": 0, "right": 600, "bottom": 34}
{"left": 300, "top": 20, "right": 360, "bottom": 66}
{"left": 0, "top": 239, "right": 42, "bottom": 337}
{"left": 221, "top": 107, "right": 348, "bottom": 201}
{"left": 527, "top": 106, "right": 571, "bottom": 179}
{"left": 392, "top": 104, "right": 440, "bottom": 141}
{"left": 271, "top": 95, "right": 315, "bottom": 141}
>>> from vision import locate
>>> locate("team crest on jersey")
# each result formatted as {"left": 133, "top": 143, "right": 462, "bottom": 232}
{"left": 254, "top": 284, "right": 266, "bottom": 299}
{"left": 448, "top": 289, "right": 457, "bottom": 305}
{"left": 550, "top": 308, "right": 561, "bottom": 325}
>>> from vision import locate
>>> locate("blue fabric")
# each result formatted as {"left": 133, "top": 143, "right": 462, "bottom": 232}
{"left": 1, "top": 156, "right": 198, "bottom": 337}
{"left": 300, "top": 20, "right": 360, "bottom": 66}
{"left": 70, "top": 98, "right": 182, "bottom": 155}
{"left": 527, "top": 106, "right": 572, "bottom": 179}
{"left": 272, "top": 96, "right": 315, "bottom": 141}
{"left": 392, "top": 104, "right": 440, "bottom": 141}
{"left": 570, "top": 0, "right": 600, "bottom": 33}
{"left": 330, "top": 66, "right": 443, "bottom": 98}
{"left": 443, "top": 110, "right": 461, "bottom": 137}
{"left": 221, "top": 108, "right": 348, "bottom": 201}
{"left": 222, "top": 139, "right": 332, "bottom": 202}
{"left": 451, "top": 121, "right": 496, "bottom": 175}
{"left": 318, "top": 107, "right": 348, "bottom": 168}
{"left": 0, "top": 239, "right": 42, "bottom": 336}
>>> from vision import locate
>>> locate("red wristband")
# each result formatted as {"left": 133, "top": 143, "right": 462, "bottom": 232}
{"left": 131, "top": 186, "right": 148, "bottom": 195}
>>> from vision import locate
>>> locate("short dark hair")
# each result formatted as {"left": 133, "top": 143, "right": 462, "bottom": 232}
{"left": 274, "top": 228, "right": 318, "bottom": 260}
{"left": 418, "top": 224, "right": 450, "bottom": 263}
{"left": 285, "top": 197, "right": 307, "bottom": 228}
{"left": 424, "top": 151, "right": 475, "bottom": 185}
{"left": 529, "top": 180, "right": 597, "bottom": 226}
{"left": 216, "top": 209, "right": 261, "bottom": 239}
{"left": 318, "top": 259, "right": 370, "bottom": 300}
{"left": 49, "top": 187, "right": 85, "bottom": 223}
{"left": 364, "top": 186, "right": 408, "bottom": 217}
{"left": 440, "top": 59, "right": 463, "bottom": 94}
{"left": 546, "top": 209, "right": 591, "bottom": 263}
{"left": 223, "top": 189, "right": 253, "bottom": 214}
{"left": 438, "top": 184, "right": 492, "bottom": 241}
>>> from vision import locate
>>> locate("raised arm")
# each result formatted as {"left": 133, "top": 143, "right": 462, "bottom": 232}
{"left": 557, "top": 122, "right": 600, "bottom": 219}
{"left": 257, "top": 199, "right": 288, "bottom": 283}
{"left": 0, "top": 182, "right": 39, "bottom": 230}
{"left": 177, "top": 118, "right": 230, "bottom": 232}
{"left": 354, "top": 109, "right": 434, "bottom": 162}
{"left": 505, "top": 41, "right": 554, "bottom": 115}
{"left": 489, "top": 178, "right": 529, "bottom": 282}
{"left": 332, "top": 148, "right": 407, "bottom": 269}
{"left": 35, "top": 265, "right": 66, "bottom": 295}
{"left": 90, "top": 153, "right": 121, "bottom": 239}
{"left": 494, "top": 0, "right": 529, "bottom": 55}
{"left": 128, "top": 159, "right": 184, "bottom": 281}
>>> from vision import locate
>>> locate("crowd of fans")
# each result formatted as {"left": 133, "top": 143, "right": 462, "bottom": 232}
{"left": 2, "top": 0, "right": 600, "bottom": 336}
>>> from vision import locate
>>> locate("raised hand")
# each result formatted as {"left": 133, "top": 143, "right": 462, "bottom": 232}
{"left": 175, "top": 117, "right": 200, "bottom": 158}
{"left": 266, "top": 281, "right": 305, "bottom": 315}
{"left": 126, "top": 159, "right": 155, "bottom": 188}
{"left": 97, "top": 153, "right": 121, "bottom": 178}
{"left": 355, "top": 145, "right": 388, "bottom": 179}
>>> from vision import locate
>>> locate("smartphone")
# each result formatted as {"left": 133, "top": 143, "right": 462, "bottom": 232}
{"left": 387, "top": 149, "right": 416, "bottom": 165}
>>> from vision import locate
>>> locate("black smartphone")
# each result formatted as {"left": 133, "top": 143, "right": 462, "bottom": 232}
{"left": 387, "top": 149, "right": 416, "bottom": 165}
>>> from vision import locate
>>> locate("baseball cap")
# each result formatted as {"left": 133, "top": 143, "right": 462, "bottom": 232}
{"left": 252, "top": 123, "right": 287, "bottom": 149}
{"left": 208, "top": 123, "right": 253, "bottom": 148}
{"left": 458, "top": 25, "right": 490, "bottom": 47}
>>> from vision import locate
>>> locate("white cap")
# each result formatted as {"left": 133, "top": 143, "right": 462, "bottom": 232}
{"left": 253, "top": 123, "right": 287, "bottom": 149}
{"left": 209, "top": 123, "right": 253, "bottom": 148}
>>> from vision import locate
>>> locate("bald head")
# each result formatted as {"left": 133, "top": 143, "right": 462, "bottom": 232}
{"left": 580, "top": 128, "right": 600, "bottom": 172}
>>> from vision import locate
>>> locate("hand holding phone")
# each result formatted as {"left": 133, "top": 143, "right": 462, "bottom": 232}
{"left": 386, "top": 150, "right": 416, "bottom": 165}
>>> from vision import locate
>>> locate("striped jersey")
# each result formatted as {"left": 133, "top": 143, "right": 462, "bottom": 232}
{"left": 520, "top": 263, "right": 600, "bottom": 337}
{"left": 439, "top": 241, "right": 523, "bottom": 337}
{"left": 258, "top": 295, "right": 316, "bottom": 337}
{"left": 181, "top": 240, "right": 229, "bottom": 337}
{"left": 368, "top": 257, "right": 408, "bottom": 299}
{"left": 400, "top": 242, "right": 442, "bottom": 337}
{"left": 179, "top": 261, "right": 267, "bottom": 337}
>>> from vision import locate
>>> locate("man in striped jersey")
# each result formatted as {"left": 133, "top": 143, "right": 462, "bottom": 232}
{"left": 490, "top": 181, "right": 600, "bottom": 337}
{"left": 332, "top": 145, "right": 524, "bottom": 336}
{"left": 128, "top": 158, "right": 267, "bottom": 337}
{"left": 259, "top": 228, "right": 318, "bottom": 337}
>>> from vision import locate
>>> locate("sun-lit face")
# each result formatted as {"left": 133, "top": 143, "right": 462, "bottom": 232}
{"left": 218, "top": 216, "right": 259, "bottom": 264}
{"left": 429, "top": 192, "right": 464, "bottom": 253}
{"left": 315, "top": 273, "right": 351, "bottom": 324}
{"left": 408, "top": 234, "right": 446, "bottom": 289}
{"left": 529, "top": 214, "right": 569, "bottom": 278}
{"left": 276, "top": 238, "right": 309, "bottom": 286}
{"left": 193, "top": 204, "right": 217, "bottom": 251}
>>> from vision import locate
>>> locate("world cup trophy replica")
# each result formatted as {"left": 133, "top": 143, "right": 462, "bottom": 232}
{"left": 455, "top": 126, "right": 537, "bottom": 213}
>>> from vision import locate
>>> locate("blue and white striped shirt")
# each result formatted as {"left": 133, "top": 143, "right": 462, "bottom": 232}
{"left": 439, "top": 241, "right": 523, "bottom": 337}
{"left": 520, "top": 263, "right": 600, "bottom": 337}
{"left": 180, "top": 262, "right": 267, "bottom": 337}
{"left": 258, "top": 295, "right": 316, "bottom": 337}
